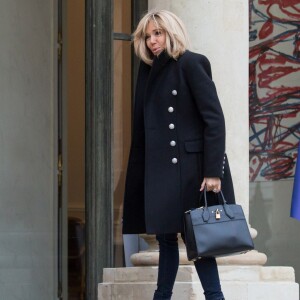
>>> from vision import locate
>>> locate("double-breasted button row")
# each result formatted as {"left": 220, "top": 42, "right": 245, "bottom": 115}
{"left": 170, "top": 90, "right": 178, "bottom": 164}
{"left": 170, "top": 140, "right": 177, "bottom": 163}
{"left": 222, "top": 155, "right": 226, "bottom": 174}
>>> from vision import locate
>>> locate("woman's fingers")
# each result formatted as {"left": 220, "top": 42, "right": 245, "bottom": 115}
{"left": 200, "top": 178, "right": 206, "bottom": 191}
{"left": 203, "top": 177, "right": 221, "bottom": 192}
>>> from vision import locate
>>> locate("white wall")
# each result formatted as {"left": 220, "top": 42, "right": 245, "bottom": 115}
{"left": 0, "top": 1, "right": 57, "bottom": 299}
{"left": 148, "top": 0, "right": 250, "bottom": 217}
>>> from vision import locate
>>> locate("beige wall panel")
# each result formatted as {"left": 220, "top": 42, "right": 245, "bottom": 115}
{"left": 149, "top": 0, "right": 250, "bottom": 217}
{"left": 0, "top": 0, "right": 57, "bottom": 299}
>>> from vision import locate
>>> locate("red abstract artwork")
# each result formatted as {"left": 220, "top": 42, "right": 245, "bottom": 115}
{"left": 249, "top": 0, "right": 300, "bottom": 181}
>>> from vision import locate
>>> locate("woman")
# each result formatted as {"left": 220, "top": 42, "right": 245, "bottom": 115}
{"left": 123, "top": 10, "right": 235, "bottom": 300}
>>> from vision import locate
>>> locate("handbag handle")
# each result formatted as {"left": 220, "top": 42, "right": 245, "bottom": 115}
{"left": 201, "top": 187, "right": 234, "bottom": 222}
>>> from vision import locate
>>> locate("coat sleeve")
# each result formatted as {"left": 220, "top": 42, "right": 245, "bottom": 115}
{"left": 182, "top": 53, "right": 226, "bottom": 178}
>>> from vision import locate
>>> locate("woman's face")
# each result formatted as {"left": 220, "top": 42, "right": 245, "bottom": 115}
{"left": 145, "top": 20, "right": 166, "bottom": 56}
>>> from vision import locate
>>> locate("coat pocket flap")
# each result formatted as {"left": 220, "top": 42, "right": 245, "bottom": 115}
{"left": 184, "top": 140, "right": 204, "bottom": 152}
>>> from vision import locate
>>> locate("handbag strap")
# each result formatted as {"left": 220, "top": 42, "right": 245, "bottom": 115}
{"left": 201, "top": 186, "right": 227, "bottom": 207}
{"left": 201, "top": 187, "right": 234, "bottom": 221}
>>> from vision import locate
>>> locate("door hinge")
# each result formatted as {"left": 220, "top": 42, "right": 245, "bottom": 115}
{"left": 57, "top": 32, "right": 63, "bottom": 61}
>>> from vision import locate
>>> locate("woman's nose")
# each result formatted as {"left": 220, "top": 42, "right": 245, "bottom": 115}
{"left": 150, "top": 35, "right": 156, "bottom": 44}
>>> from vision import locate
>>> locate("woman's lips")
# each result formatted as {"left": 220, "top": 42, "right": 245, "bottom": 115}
{"left": 152, "top": 47, "right": 161, "bottom": 54}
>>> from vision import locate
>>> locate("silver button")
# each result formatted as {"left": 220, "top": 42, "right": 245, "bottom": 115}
{"left": 168, "top": 107, "right": 174, "bottom": 113}
{"left": 169, "top": 123, "right": 175, "bottom": 129}
{"left": 170, "top": 140, "right": 176, "bottom": 147}
{"left": 172, "top": 90, "right": 177, "bottom": 96}
{"left": 172, "top": 158, "right": 178, "bottom": 164}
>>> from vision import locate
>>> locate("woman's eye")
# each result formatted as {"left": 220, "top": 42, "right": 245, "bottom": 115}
{"left": 145, "top": 35, "right": 150, "bottom": 40}
{"left": 155, "top": 31, "right": 161, "bottom": 36}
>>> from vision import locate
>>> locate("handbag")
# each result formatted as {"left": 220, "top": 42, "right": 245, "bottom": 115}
{"left": 183, "top": 188, "right": 254, "bottom": 261}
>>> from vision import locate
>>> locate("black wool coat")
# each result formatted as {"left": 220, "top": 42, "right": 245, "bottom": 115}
{"left": 122, "top": 50, "right": 235, "bottom": 234}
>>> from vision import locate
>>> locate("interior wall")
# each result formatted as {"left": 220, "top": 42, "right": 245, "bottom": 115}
{"left": 250, "top": 180, "right": 300, "bottom": 283}
{"left": 113, "top": 0, "right": 132, "bottom": 267}
{"left": 249, "top": 0, "right": 300, "bottom": 285}
{"left": 0, "top": 1, "right": 57, "bottom": 299}
{"left": 67, "top": 0, "right": 85, "bottom": 221}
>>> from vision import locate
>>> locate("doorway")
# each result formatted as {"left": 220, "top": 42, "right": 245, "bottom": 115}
{"left": 57, "top": 0, "right": 86, "bottom": 299}
{"left": 59, "top": 0, "right": 147, "bottom": 299}
{"left": 58, "top": 0, "right": 86, "bottom": 299}
{"left": 65, "top": 1, "right": 86, "bottom": 299}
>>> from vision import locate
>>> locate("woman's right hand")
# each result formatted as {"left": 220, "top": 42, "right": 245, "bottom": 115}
{"left": 200, "top": 177, "right": 221, "bottom": 193}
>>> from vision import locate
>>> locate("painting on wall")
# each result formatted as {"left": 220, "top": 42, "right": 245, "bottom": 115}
{"left": 249, "top": 0, "right": 300, "bottom": 181}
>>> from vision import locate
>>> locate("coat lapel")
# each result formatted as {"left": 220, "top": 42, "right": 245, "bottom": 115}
{"left": 145, "top": 51, "right": 172, "bottom": 97}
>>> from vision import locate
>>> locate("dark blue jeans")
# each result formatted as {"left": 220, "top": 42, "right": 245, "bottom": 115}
{"left": 153, "top": 233, "right": 224, "bottom": 300}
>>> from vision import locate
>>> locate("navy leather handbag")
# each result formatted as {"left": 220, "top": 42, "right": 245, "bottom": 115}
{"left": 184, "top": 188, "right": 254, "bottom": 261}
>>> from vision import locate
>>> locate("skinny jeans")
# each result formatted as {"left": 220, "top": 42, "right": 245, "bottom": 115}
{"left": 153, "top": 233, "right": 224, "bottom": 300}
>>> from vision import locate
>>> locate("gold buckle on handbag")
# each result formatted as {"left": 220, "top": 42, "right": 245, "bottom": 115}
{"left": 215, "top": 209, "right": 221, "bottom": 220}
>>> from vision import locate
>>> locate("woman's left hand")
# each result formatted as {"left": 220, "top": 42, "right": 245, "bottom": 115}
{"left": 200, "top": 177, "right": 221, "bottom": 193}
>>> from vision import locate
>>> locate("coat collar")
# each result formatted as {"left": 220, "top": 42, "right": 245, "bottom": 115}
{"left": 146, "top": 51, "right": 172, "bottom": 91}
{"left": 152, "top": 50, "right": 172, "bottom": 69}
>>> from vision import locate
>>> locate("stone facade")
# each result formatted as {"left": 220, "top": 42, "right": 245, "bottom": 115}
{"left": 99, "top": 266, "right": 298, "bottom": 300}
{"left": 99, "top": 0, "right": 299, "bottom": 299}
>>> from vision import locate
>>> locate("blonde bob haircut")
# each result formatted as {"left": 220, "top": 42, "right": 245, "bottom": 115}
{"left": 133, "top": 10, "right": 190, "bottom": 65}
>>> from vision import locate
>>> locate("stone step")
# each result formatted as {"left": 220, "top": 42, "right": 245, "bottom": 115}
{"left": 99, "top": 281, "right": 299, "bottom": 300}
{"left": 99, "top": 266, "right": 299, "bottom": 299}
{"left": 102, "top": 265, "right": 296, "bottom": 283}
